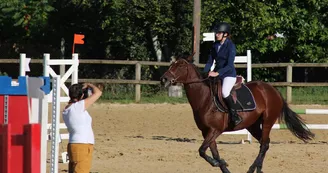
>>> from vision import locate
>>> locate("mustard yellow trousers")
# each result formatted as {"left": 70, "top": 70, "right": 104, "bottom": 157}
{"left": 67, "top": 143, "right": 94, "bottom": 173}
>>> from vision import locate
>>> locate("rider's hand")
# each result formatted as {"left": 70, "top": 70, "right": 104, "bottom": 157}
{"left": 208, "top": 71, "right": 219, "bottom": 77}
{"left": 82, "top": 83, "right": 90, "bottom": 89}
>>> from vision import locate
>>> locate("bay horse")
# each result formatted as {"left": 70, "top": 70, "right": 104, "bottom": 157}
{"left": 160, "top": 54, "right": 315, "bottom": 173}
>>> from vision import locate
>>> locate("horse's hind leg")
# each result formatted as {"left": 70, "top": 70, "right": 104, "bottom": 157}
{"left": 247, "top": 115, "right": 274, "bottom": 173}
{"left": 247, "top": 139, "right": 269, "bottom": 173}
{"left": 246, "top": 117, "right": 263, "bottom": 142}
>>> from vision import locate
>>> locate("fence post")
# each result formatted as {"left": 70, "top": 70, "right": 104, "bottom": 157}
{"left": 19, "top": 53, "right": 26, "bottom": 76}
{"left": 286, "top": 65, "right": 292, "bottom": 103}
{"left": 135, "top": 63, "right": 141, "bottom": 102}
{"left": 246, "top": 50, "right": 252, "bottom": 82}
{"left": 43, "top": 54, "right": 50, "bottom": 77}
{"left": 72, "top": 54, "right": 79, "bottom": 85}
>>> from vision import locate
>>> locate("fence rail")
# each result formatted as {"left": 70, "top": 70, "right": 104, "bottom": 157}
{"left": 4, "top": 58, "right": 328, "bottom": 67}
{"left": 70, "top": 79, "right": 328, "bottom": 87}
{"left": 1, "top": 59, "right": 328, "bottom": 102}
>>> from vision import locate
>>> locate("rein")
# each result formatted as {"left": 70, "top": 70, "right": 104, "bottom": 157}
{"left": 173, "top": 76, "right": 209, "bottom": 84}
{"left": 165, "top": 59, "right": 210, "bottom": 84}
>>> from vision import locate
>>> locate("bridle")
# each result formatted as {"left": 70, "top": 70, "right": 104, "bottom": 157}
{"left": 163, "top": 59, "right": 209, "bottom": 84}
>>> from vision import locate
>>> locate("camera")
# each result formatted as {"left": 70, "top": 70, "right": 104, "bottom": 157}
{"left": 82, "top": 88, "right": 92, "bottom": 99}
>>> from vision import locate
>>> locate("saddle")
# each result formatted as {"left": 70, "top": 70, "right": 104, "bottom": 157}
{"left": 211, "top": 76, "right": 256, "bottom": 112}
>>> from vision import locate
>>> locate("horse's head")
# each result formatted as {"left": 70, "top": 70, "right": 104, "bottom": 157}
{"left": 160, "top": 52, "right": 195, "bottom": 88}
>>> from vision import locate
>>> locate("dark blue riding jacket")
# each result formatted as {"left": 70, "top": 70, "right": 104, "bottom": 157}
{"left": 203, "top": 38, "right": 237, "bottom": 79}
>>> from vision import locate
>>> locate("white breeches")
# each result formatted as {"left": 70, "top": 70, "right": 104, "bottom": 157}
{"left": 222, "top": 77, "right": 236, "bottom": 98}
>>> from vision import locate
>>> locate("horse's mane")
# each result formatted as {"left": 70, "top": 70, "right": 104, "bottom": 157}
{"left": 175, "top": 52, "right": 204, "bottom": 80}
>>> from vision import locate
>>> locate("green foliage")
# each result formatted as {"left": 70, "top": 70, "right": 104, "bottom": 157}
{"left": 99, "top": 85, "right": 328, "bottom": 105}
{"left": 0, "top": 71, "right": 8, "bottom": 76}
{"left": 1, "top": 0, "right": 328, "bottom": 84}
{"left": 100, "top": 84, "right": 135, "bottom": 103}
{"left": 99, "top": 83, "right": 188, "bottom": 104}
{"left": 201, "top": 0, "right": 328, "bottom": 63}
{"left": 0, "top": 0, "right": 54, "bottom": 36}
{"left": 1, "top": 0, "right": 327, "bottom": 61}
{"left": 276, "top": 86, "right": 328, "bottom": 104}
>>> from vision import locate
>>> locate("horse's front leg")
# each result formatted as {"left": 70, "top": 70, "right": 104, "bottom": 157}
{"left": 199, "top": 130, "right": 230, "bottom": 173}
{"left": 209, "top": 141, "right": 230, "bottom": 173}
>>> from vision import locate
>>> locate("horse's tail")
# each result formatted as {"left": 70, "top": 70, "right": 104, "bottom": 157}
{"left": 280, "top": 99, "right": 315, "bottom": 142}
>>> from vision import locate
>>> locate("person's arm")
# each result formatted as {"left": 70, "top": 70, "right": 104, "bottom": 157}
{"left": 203, "top": 46, "right": 215, "bottom": 72}
{"left": 218, "top": 44, "right": 236, "bottom": 76}
{"left": 83, "top": 83, "right": 102, "bottom": 110}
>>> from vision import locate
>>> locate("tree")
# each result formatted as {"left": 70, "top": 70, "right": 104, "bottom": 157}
{"left": 1, "top": 0, "right": 328, "bottom": 82}
{"left": 201, "top": 0, "right": 328, "bottom": 63}
{"left": 200, "top": 0, "right": 328, "bottom": 81}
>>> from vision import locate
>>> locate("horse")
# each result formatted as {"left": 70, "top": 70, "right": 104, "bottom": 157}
{"left": 160, "top": 54, "right": 315, "bottom": 173}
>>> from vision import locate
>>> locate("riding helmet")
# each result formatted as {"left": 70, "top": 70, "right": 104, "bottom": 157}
{"left": 213, "top": 22, "right": 231, "bottom": 35}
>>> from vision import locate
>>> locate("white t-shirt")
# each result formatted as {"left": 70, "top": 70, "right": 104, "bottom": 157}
{"left": 62, "top": 100, "right": 94, "bottom": 144}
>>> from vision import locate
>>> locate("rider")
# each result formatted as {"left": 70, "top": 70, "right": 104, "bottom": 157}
{"left": 204, "top": 22, "right": 242, "bottom": 126}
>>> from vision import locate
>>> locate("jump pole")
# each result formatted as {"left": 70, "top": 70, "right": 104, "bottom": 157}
{"left": 272, "top": 124, "right": 328, "bottom": 129}
{"left": 293, "top": 109, "right": 328, "bottom": 115}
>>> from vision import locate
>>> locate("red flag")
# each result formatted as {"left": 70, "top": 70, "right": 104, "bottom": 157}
{"left": 72, "top": 34, "right": 85, "bottom": 54}
{"left": 73, "top": 34, "right": 85, "bottom": 44}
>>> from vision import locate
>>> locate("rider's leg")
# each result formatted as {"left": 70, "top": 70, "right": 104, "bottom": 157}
{"left": 222, "top": 77, "right": 242, "bottom": 126}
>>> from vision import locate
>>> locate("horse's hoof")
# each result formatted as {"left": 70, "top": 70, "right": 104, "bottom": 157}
{"left": 222, "top": 168, "right": 231, "bottom": 173}
{"left": 256, "top": 166, "right": 263, "bottom": 173}
{"left": 219, "top": 159, "right": 229, "bottom": 167}
{"left": 247, "top": 169, "right": 255, "bottom": 173}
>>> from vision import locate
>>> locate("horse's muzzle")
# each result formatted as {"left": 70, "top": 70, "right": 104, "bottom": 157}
{"left": 160, "top": 76, "right": 171, "bottom": 88}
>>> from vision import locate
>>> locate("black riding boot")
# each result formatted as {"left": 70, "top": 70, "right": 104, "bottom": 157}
{"left": 223, "top": 95, "right": 242, "bottom": 126}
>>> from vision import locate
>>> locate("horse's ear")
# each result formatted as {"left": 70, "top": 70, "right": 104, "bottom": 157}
{"left": 187, "top": 52, "right": 195, "bottom": 63}
{"left": 170, "top": 56, "right": 177, "bottom": 63}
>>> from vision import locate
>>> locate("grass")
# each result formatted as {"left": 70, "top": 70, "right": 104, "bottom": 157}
{"left": 98, "top": 85, "right": 328, "bottom": 105}
{"left": 140, "top": 91, "right": 188, "bottom": 104}
{"left": 276, "top": 86, "right": 328, "bottom": 105}
{"left": 99, "top": 88, "right": 188, "bottom": 104}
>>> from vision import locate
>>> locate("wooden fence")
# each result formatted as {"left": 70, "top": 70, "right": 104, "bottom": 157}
{"left": 1, "top": 59, "right": 328, "bottom": 103}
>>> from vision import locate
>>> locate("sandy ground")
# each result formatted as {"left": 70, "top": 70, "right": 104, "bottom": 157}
{"left": 47, "top": 103, "right": 328, "bottom": 173}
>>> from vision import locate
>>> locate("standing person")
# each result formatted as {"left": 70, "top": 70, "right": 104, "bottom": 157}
{"left": 203, "top": 22, "right": 242, "bottom": 126}
{"left": 62, "top": 83, "right": 102, "bottom": 173}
